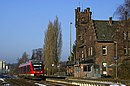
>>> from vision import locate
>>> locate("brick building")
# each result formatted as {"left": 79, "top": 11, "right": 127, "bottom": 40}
{"left": 73, "top": 7, "right": 130, "bottom": 78}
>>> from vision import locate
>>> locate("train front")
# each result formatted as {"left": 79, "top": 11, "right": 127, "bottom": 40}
{"left": 31, "top": 60, "right": 44, "bottom": 78}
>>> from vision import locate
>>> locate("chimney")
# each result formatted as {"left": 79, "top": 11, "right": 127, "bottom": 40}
{"left": 89, "top": 12, "right": 92, "bottom": 20}
{"left": 85, "top": 8, "right": 92, "bottom": 20}
{"left": 109, "top": 17, "right": 112, "bottom": 25}
{"left": 84, "top": 8, "right": 90, "bottom": 13}
{"left": 77, "top": 7, "right": 80, "bottom": 12}
{"left": 87, "top": 8, "right": 90, "bottom": 12}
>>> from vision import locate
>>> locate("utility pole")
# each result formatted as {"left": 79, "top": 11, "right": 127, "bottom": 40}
{"left": 70, "top": 22, "right": 72, "bottom": 61}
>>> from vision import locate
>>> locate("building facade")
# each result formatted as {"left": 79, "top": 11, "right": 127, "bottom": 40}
{"left": 0, "top": 60, "right": 9, "bottom": 74}
{"left": 74, "top": 7, "right": 130, "bottom": 78}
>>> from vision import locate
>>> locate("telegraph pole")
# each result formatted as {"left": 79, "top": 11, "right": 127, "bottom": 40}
{"left": 70, "top": 22, "right": 72, "bottom": 61}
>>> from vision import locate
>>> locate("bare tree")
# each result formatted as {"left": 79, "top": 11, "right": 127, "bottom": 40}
{"left": 43, "top": 17, "right": 62, "bottom": 75}
{"left": 31, "top": 48, "right": 43, "bottom": 60}
{"left": 114, "top": 0, "right": 130, "bottom": 20}
{"left": 18, "top": 52, "right": 29, "bottom": 66}
{"left": 10, "top": 52, "right": 29, "bottom": 74}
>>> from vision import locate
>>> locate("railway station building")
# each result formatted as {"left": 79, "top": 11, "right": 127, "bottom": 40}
{"left": 68, "top": 7, "right": 130, "bottom": 78}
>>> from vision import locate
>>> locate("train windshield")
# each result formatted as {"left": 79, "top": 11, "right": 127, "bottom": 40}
{"left": 33, "top": 63, "right": 43, "bottom": 71}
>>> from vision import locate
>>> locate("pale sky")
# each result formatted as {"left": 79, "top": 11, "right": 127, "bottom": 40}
{"left": 0, "top": 0, "right": 124, "bottom": 63}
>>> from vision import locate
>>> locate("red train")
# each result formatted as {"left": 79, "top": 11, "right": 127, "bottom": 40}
{"left": 19, "top": 60, "right": 44, "bottom": 78}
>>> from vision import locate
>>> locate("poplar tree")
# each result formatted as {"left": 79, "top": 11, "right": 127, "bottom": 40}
{"left": 43, "top": 17, "right": 62, "bottom": 75}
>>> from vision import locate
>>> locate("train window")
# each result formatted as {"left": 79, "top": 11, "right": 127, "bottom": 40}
{"left": 21, "top": 67, "right": 22, "bottom": 73}
{"left": 21, "top": 67, "right": 23, "bottom": 73}
{"left": 33, "top": 63, "right": 42, "bottom": 71}
{"left": 33, "top": 64, "right": 42, "bottom": 66}
{"left": 22, "top": 67, "right": 24, "bottom": 73}
{"left": 24, "top": 66, "right": 26, "bottom": 73}
{"left": 27, "top": 65, "right": 30, "bottom": 72}
{"left": 19, "top": 67, "right": 21, "bottom": 73}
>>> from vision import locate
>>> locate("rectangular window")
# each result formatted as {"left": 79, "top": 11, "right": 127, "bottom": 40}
{"left": 84, "top": 49, "right": 87, "bottom": 58}
{"left": 83, "top": 66, "right": 87, "bottom": 71}
{"left": 33, "top": 63, "right": 42, "bottom": 71}
{"left": 27, "top": 65, "right": 30, "bottom": 72}
{"left": 123, "top": 32, "right": 127, "bottom": 40}
{"left": 82, "top": 51, "right": 84, "bottom": 58}
{"left": 128, "top": 48, "right": 130, "bottom": 55}
{"left": 124, "top": 46, "right": 127, "bottom": 55}
{"left": 128, "top": 32, "right": 130, "bottom": 40}
{"left": 83, "top": 65, "right": 91, "bottom": 72}
{"left": 102, "top": 62, "right": 107, "bottom": 71}
{"left": 91, "top": 47, "right": 93, "bottom": 56}
{"left": 24, "top": 66, "right": 26, "bottom": 73}
{"left": 88, "top": 48, "right": 90, "bottom": 56}
{"left": 102, "top": 46, "right": 107, "bottom": 56}
{"left": 75, "top": 67, "right": 80, "bottom": 72}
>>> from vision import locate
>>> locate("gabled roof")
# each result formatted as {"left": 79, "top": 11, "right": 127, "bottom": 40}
{"left": 94, "top": 20, "right": 119, "bottom": 41}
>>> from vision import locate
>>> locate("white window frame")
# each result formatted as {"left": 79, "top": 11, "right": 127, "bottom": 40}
{"left": 102, "top": 46, "right": 107, "bottom": 56}
{"left": 124, "top": 46, "right": 127, "bottom": 55}
{"left": 128, "top": 32, "right": 130, "bottom": 40}
{"left": 128, "top": 47, "right": 130, "bottom": 55}
{"left": 88, "top": 48, "right": 90, "bottom": 56}
{"left": 123, "top": 32, "right": 127, "bottom": 40}
{"left": 91, "top": 47, "right": 93, "bottom": 56}
{"left": 82, "top": 51, "right": 84, "bottom": 58}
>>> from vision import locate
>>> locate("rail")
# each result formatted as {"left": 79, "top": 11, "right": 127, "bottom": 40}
{"left": 46, "top": 78, "right": 126, "bottom": 86}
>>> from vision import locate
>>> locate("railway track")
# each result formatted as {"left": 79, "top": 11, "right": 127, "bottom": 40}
{"left": 34, "top": 80, "right": 78, "bottom": 86}
{"left": 1, "top": 76, "right": 127, "bottom": 86}
{"left": 5, "top": 78, "right": 36, "bottom": 86}
{"left": 2, "top": 78, "right": 78, "bottom": 86}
